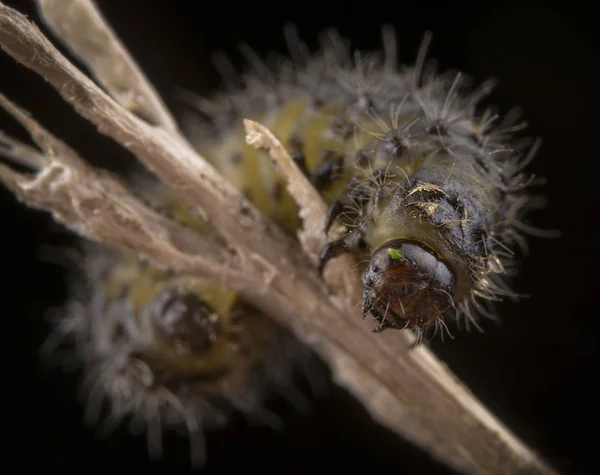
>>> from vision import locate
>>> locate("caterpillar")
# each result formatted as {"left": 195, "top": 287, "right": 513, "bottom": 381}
{"left": 37, "top": 177, "right": 325, "bottom": 466}
{"left": 185, "top": 27, "right": 540, "bottom": 342}
{"left": 0, "top": 19, "right": 542, "bottom": 469}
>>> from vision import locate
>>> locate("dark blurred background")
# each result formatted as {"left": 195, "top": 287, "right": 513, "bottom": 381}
{"left": 1, "top": 0, "right": 597, "bottom": 473}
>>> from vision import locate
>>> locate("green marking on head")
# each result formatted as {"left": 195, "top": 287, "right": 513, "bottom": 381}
{"left": 387, "top": 248, "right": 406, "bottom": 261}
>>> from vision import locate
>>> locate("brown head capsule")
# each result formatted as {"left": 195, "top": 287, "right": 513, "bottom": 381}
{"left": 138, "top": 288, "right": 235, "bottom": 377}
{"left": 361, "top": 240, "right": 455, "bottom": 332}
{"left": 147, "top": 290, "right": 223, "bottom": 356}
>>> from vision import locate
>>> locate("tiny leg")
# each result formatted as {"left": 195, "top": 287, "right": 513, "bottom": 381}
{"left": 291, "top": 151, "right": 309, "bottom": 176}
{"left": 311, "top": 156, "right": 343, "bottom": 191}
{"left": 316, "top": 230, "right": 365, "bottom": 276}
{"left": 323, "top": 199, "right": 346, "bottom": 234}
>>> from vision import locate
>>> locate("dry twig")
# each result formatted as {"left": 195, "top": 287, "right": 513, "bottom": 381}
{"left": 0, "top": 2, "right": 556, "bottom": 474}
{"left": 37, "top": 0, "right": 180, "bottom": 133}
{"left": 243, "top": 118, "right": 361, "bottom": 298}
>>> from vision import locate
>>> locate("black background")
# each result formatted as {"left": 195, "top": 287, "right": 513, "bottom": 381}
{"left": 1, "top": 1, "right": 598, "bottom": 474}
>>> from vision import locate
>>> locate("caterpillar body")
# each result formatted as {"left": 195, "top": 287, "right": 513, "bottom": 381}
{"left": 1, "top": 25, "right": 541, "bottom": 467}
{"left": 43, "top": 181, "right": 324, "bottom": 466}
{"left": 187, "top": 29, "right": 538, "bottom": 340}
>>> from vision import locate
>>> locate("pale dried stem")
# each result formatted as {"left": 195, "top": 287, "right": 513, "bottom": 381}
{"left": 0, "top": 3, "right": 556, "bottom": 475}
{"left": 244, "top": 119, "right": 327, "bottom": 260}
{"left": 36, "top": 0, "right": 180, "bottom": 134}
{"left": 0, "top": 93, "right": 250, "bottom": 289}
{"left": 0, "top": 1, "right": 300, "bottom": 276}
{"left": 243, "top": 119, "right": 361, "bottom": 299}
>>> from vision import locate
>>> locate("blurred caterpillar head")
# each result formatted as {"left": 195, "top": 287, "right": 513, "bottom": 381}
{"left": 141, "top": 289, "right": 230, "bottom": 373}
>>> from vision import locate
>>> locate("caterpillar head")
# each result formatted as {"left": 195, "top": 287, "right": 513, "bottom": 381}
{"left": 143, "top": 289, "right": 229, "bottom": 373}
{"left": 361, "top": 240, "right": 456, "bottom": 331}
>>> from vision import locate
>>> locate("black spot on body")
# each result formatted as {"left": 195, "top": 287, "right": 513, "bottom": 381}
{"left": 330, "top": 115, "right": 354, "bottom": 140}
{"left": 312, "top": 152, "right": 344, "bottom": 191}
{"left": 230, "top": 151, "right": 243, "bottom": 165}
{"left": 273, "top": 182, "right": 284, "bottom": 202}
{"left": 425, "top": 121, "right": 449, "bottom": 137}
{"left": 355, "top": 149, "right": 369, "bottom": 167}
{"left": 376, "top": 134, "right": 409, "bottom": 160}
{"left": 288, "top": 133, "right": 304, "bottom": 151}
{"left": 311, "top": 96, "right": 325, "bottom": 109}
{"left": 357, "top": 94, "right": 374, "bottom": 113}
{"left": 241, "top": 188, "right": 253, "bottom": 201}
{"left": 291, "top": 151, "right": 308, "bottom": 176}
{"left": 239, "top": 203, "right": 252, "bottom": 217}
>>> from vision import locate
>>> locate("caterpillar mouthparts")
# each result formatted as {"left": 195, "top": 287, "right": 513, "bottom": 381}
{"left": 361, "top": 240, "right": 455, "bottom": 333}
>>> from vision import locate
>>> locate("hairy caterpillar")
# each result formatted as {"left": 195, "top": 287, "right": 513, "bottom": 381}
{"left": 0, "top": 17, "right": 543, "bottom": 470}
{"left": 36, "top": 177, "right": 325, "bottom": 466}
{"left": 185, "top": 27, "right": 541, "bottom": 342}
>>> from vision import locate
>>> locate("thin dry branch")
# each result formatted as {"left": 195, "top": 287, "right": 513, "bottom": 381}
{"left": 244, "top": 119, "right": 328, "bottom": 260}
{"left": 0, "top": 93, "right": 251, "bottom": 289}
{"left": 0, "top": 3, "right": 556, "bottom": 475}
{"left": 244, "top": 119, "right": 361, "bottom": 299}
{"left": 36, "top": 0, "right": 180, "bottom": 134}
{"left": 0, "top": 1, "right": 302, "bottom": 277}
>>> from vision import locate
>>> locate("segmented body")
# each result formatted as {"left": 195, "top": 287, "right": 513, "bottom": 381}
{"left": 188, "top": 30, "right": 536, "bottom": 338}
